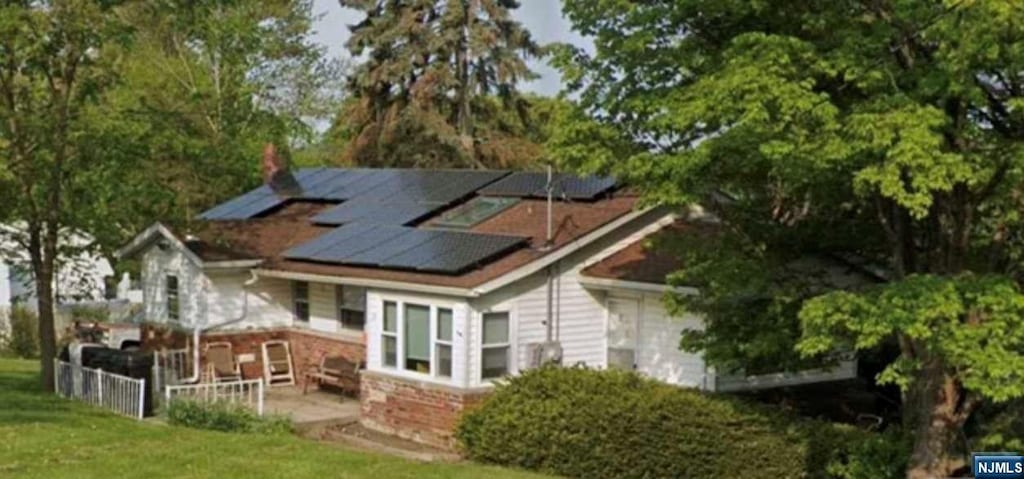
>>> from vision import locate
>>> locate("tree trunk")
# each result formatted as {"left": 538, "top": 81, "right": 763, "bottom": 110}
{"left": 34, "top": 261, "right": 57, "bottom": 392}
{"left": 905, "top": 360, "right": 966, "bottom": 479}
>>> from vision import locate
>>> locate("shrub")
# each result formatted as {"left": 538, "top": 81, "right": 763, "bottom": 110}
{"left": 826, "top": 428, "right": 910, "bottom": 479}
{"left": 69, "top": 304, "right": 110, "bottom": 324}
{"left": 457, "top": 365, "right": 874, "bottom": 479}
{"left": 3, "top": 306, "right": 40, "bottom": 359}
{"left": 166, "top": 400, "right": 293, "bottom": 435}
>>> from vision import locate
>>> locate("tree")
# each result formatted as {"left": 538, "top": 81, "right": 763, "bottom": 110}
{"left": 554, "top": 1, "right": 1024, "bottom": 477}
{"left": 339, "top": 0, "right": 542, "bottom": 168}
{"left": 112, "top": 0, "right": 343, "bottom": 230}
{"left": 0, "top": 0, "right": 133, "bottom": 389}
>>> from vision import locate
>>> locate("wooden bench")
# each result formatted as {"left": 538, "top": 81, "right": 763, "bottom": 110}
{"left": 303, "top": 355, "right": 365, "bottom": 397}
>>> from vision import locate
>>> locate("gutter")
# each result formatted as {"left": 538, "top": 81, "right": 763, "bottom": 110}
{"left": 252, "top": 269, "right": 476, "bottom": 298}
{"left": 577, "top": 276, "right": 700, "bottom": 296}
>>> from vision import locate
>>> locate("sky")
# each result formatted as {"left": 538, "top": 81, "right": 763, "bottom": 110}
{"left": 308, "top": 0, "right": 591, "bottom": 97}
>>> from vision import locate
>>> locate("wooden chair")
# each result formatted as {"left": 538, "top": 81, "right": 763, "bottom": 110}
{"left": 261, "top": 340, "right": 295, "bottom": 387}
{"left": 303, "top": 355, "right": 365, "bottom": 396}
{"left": 205, "top": 342, "right": 242, "bottom": 383}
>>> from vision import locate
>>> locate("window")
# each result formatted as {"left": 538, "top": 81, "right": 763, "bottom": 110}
{"left": 435, "top": 197, "right": 519, "bottom": 228}
{"left": 382, "top": 301, "right": 398, "bottom": 367}
{"left": 378, "top": 300, "right": 456, "bottom": 380}
{"left": 293, "top": 281, "right": 309, "bottom": 322}
{"left": 436, "top": 308, "right": 453, "bottom": 378}
{"left": 404, "top": 303, "right": 431, "bottom": 373}
{"left": 481, "top": 312, "right": 510, "bottom": 380}
{"left": 336, "top": 285, "right": 366, "bottom": 331}
{"left": 166, "top": 275, "right": 180, "bottom": 321}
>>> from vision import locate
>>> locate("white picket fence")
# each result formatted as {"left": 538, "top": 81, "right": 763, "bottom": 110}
{"left": 152, "top": 347, "right": 193, "bottom": 401}
{"left": 54, "top": 359, "right": 146, "bottom": 420}
{"left": 164, "top": 379, "right": 265, "bottom": 416}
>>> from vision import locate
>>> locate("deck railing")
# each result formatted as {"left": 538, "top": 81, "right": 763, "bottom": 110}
{"left": 164, "top": 379, "right": 265, "bottom": 416}
{"left": 54, "top": 359, "right": 146, "bottom": 420}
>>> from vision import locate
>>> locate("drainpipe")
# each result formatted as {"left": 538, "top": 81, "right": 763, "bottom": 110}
{"left": 180, "top": 270, "right": 259, "bottom": 384}
{"left": 544, "top": 165, "right": 555, "bottom": 343}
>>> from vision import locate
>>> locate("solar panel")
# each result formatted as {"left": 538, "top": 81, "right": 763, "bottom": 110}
{"left": 477, "top": 172, "right": 616, "bottom": 200}
{"left": 312, "top": 200, "right": 438, "bottom": 226}
{"left": 283, "top": 223, "right": 379, "bottom": 259}
{"left": 198, "top": 186, "right": 281, "bottom": 220}
{"left": 200, "top": 168, "right": 513, "bottom": 221}
{"left": 410, "top": 233, "right": 526, "bottom": 273}
{"left": 284, "top": 224, "right": 527, "bottom": 274}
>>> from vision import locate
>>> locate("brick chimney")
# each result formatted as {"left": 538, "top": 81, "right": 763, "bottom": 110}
{"left": 261, "top": 143, "right": 302, "bottom": 197}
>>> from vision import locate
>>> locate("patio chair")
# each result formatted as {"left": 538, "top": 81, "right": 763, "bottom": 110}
{"left": 205, "top": 342, "right": 242, "bottom": 383}
{"left": 303, "top": 354, "right": 365, "bottom": 397}
{"left": 261, "top": 340, "right": 295, "bottom": 387}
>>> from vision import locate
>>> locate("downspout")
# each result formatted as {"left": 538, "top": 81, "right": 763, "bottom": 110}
{"left": 543, "top": 165, "right": 554, "bottom": 343}
{"left": 181, "top": 270, "right": 259, "bottom": 384}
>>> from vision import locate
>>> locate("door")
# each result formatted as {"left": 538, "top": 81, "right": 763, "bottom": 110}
{"left": 606, "top": 297, "right": 639, "bottom": 370}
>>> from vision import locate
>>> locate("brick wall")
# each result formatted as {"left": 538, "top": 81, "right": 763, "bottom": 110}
{"left": 360, "top": 371, "right": 491, "bottom": 450}
{"left": 140, "top": 323, "right": 366, "bottom": 391}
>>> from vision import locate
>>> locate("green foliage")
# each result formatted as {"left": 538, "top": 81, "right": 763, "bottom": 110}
{"left": 554, "top": 1, "right": 1024, "bottom": 472}
{"left": 3, "top": 307, "right": 40, "bottom": 359}
{"left": 826, "top": 429, "right": 910, "bottom": 479}
{"left": 968, "top": 399, "right": 1024, "bottom": 453}
{"left": 337, "top": 0, "right": 543, "bottom": 168}
{"left": 104, "top": 0, "right": 343, "bottom": 237}
{"left": 458, "top": 366, "right": 870, "bottom": 479}
{"left": 166, "top": 400, "right": 292, "bottom": 435}
{"left": 799, "top": 275, "right": 1024, "bottom": 401}
{"left": 69, "top": 305, "right": 110, "bottom": 324}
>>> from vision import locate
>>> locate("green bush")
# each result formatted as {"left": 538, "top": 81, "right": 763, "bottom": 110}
{"left": 457, "top": 365, "right": 875, "bottom": 479}
{"left": 166, "top": 400, "right": 293, "bottom": 435}
{"left": 3, "top": 306, "right": 39, "bottom": 359}
{"left": 826, "top": 428, "right": 909, "bottom": 479}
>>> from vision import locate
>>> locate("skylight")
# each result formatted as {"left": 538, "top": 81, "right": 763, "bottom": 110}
{"left": 435, "top": 197, "right": 519, "bottom": 229}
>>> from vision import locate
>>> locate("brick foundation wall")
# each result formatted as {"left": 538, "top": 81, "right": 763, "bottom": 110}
{"left": 140, "top": 323, "right": 366, "bottom": 392}
{"left": 360, "top": 371, "right": 491, "bottom": 450}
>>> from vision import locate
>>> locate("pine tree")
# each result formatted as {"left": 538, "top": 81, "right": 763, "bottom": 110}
{"left": 339, "top": 0, "right": 541, "bottom": 168}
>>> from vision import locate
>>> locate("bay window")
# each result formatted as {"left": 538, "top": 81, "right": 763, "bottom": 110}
{"left": 377, "top": 299, "right": 457, "bottom": 380}
{"left": 481, "top": 312, "right": 510, "bottom": 380}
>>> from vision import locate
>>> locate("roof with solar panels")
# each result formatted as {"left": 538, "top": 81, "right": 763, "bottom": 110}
{"left": 118, "top": 147, "right": 644, "bottom": 289}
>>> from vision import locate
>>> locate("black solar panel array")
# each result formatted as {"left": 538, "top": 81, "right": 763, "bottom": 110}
{"left": 284, "top": 224, "right": 527, "bottom": 274}
{"left": 311, "top": 170, "right": 506, "bottom": 225}
{"left": 200, "top": 169, "right": 509, "bottom": 222}
{"left": 477, "top": 172, "right": 617, "bottom": 200}
{"left": 199, "top": 167, "right": 617, "bottom": 275}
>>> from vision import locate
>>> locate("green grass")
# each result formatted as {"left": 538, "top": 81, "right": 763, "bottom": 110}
{"left": 0, "top": 359, "right": 546, "bottom": 479}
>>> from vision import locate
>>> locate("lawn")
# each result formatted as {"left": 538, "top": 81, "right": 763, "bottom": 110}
{"left": 0, "top": 359, "right": 546, "bottom": 479}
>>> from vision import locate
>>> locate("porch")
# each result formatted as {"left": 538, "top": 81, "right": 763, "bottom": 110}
{"left": 264, "top": 386, "right": 360, "bottom": 430}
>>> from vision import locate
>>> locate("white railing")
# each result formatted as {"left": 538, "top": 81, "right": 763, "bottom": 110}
{"left": 153, "top": 348, "right": 193, "bottom": 386}
{"left": 54, "top": 359, "right": 146, "bottom": 420}
{"left": 164, "top": 379, "right": 265, "bottom": 416}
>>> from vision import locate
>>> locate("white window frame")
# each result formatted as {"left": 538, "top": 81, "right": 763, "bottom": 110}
{"left": 376, "top": 295, "right": 459, "bottom": 383}
{"left": 480, "top": 311, "right": 512, "bottom": 381}
{"left": 435, "top": 307, "right": 454, "bottom": 378}
{"left": 336, "top": 284, "right": 366, "bottom": 331}
{"left": 292, "top": 281, "right": 310, "bottom": 322}
{"left": 382, "top": 300, "right": 399, "bottom": 368}
{"left": 165, "top": 274, "right": 180, "bottom": 321}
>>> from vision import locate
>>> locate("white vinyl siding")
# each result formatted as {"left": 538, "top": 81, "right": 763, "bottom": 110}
{"left": 633, "top": 293, "right": 707, "bottom": 388}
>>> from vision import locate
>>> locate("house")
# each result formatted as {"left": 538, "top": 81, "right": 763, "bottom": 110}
{"left": 117, "top": 151, "right": 858, "bottom": 448}
{"left": 0, "top": 225, "right": 115, "bottom": 336}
